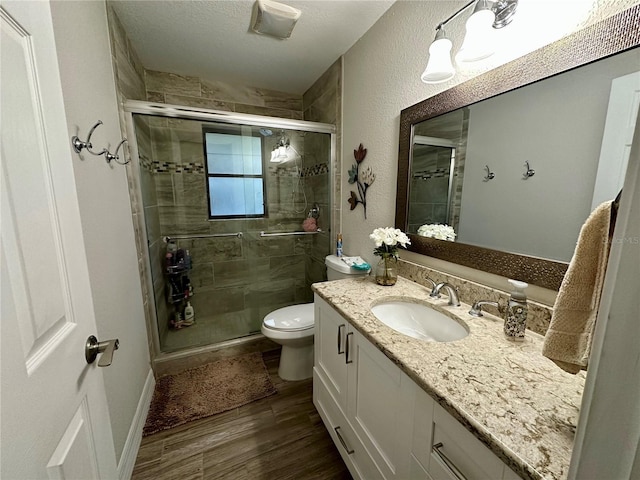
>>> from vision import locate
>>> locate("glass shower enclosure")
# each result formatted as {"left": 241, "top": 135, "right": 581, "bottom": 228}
{"left": 125, "top": 102, "right": 335, "bottom": 354}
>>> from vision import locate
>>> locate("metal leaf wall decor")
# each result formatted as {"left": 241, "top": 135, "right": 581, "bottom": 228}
{"left": 347, "top": 143, "right": 375, "bottom": 219}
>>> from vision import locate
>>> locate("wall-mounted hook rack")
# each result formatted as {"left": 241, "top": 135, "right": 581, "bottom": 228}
{"left": 523, "top": 161, "right": 535, "bottom": 179}
{"left": 484, "top": 165, "right": 495, "bottom": 181}
{"left": 72, "top": 120, "right": 107, "bottom": 156}
{"left": 72, "top": 120, "right": 128, "bottom": 166}
{"left": 105, "top": 139, "right": 129, "bottom": 165}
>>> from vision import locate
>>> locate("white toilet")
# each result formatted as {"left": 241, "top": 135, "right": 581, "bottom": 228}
{"left": 261, "top": 254, "right": 370, "bottom": 381}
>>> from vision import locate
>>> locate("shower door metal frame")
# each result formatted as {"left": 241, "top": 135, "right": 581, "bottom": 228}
{"left": 411, "top": 135, "right": 457, "bottom": 227}
{"left": 122, "top": 100, "right": 337, "bottom": 363}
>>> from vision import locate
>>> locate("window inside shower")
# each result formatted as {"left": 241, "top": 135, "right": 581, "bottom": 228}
{"left": 203, "top": 126, "right": 266, "bottom": 218}
{"left": 132, "top": 113, "right": 333, "bottom": 353}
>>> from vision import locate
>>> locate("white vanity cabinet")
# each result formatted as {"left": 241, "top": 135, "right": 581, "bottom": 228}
{"left": 314, "top": 295, "right": 415, "bottom": 479}
{"left": 314, "top": 295, "right": 523, "bottom": 480}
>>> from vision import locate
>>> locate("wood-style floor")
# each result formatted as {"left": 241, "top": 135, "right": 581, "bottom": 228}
{"left": 132, "top": 350, "right": 352, "bottom": 480}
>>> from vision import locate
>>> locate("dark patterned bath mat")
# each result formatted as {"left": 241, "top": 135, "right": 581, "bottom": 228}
{"left": 143, "top": 352, "right": 277, "bottom": 436}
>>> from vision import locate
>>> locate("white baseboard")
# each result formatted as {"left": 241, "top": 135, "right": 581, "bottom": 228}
{"left": 117, "top": 369, "right": 155, "bottom": 480}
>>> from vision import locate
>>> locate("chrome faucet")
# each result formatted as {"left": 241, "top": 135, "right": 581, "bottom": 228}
{"left": 468, "top": 300, "right": 500, "bottom": 317}
{"left": 429, "top": 281, "right": 461, "bottom": 307}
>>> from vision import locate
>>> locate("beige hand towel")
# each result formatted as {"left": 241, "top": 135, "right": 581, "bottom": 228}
{"left": 542, "top": 201, "right": 612, "bottom": 374}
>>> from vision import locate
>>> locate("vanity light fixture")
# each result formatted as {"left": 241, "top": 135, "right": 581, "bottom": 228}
{"left": 421, "top": 0, "right": 518, "bottom": 84}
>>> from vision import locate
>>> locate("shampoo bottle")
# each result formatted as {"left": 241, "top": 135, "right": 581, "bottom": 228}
{"left": 184, "top": 301, "right": 195, "bottom": 324}
{"left": 504, "top": 279, "right": 528, "bottom": 341}
{"left": 336, "top": 233, "right": 343, "bottom": 257}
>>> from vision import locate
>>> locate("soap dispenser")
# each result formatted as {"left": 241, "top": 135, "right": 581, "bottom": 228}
{"left": 504, "top": 279, "right": 528, "bottom": 341}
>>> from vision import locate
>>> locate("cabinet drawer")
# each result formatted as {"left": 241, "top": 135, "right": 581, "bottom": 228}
{"left": 314, "top": 370, "right": 384, "bottom": 480}
{"left": 429, "top": 403, "right": 505, "bottom": 480}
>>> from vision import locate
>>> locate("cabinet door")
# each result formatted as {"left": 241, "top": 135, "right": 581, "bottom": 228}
{"left": 314, "top": 370, "right": 385, "bottom": 480}
{"left": 348, "top": 328, "right": 415, "bottom": 479}
{"left": 314, "top": 295, "right": 349, "bottom": 412}
{"left": 410, "top": 454, "right": 434, "bottom": 480}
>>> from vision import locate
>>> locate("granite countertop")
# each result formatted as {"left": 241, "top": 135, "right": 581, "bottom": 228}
{"left": 312, "top": 276, "right": 585, "bottom": 480}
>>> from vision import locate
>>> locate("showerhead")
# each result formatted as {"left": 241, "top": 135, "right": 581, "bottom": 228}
{"left": 259, "top": 128, "right": 273, "bottom": 136}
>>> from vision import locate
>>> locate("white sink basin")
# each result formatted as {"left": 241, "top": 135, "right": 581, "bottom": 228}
{"left": 371, "top": 300, "right": 468, "bottom": 342}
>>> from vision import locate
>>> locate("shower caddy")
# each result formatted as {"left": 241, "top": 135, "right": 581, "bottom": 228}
{"left": 164, "top": 237, "right": 194, "bottom": 329}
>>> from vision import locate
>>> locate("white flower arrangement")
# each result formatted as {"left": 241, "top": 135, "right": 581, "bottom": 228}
{"left": 370, "top": 227, "right": 411, "bottom": 260}
{"left": 417, "top": 224, "right": 456, "bottom": 242}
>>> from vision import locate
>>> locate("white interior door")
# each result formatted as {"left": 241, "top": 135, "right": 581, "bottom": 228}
{"left": 591, "top": 71, "right": 640, "bottom": 210}
{"left": 1, "top": 1, "right": 117, "bottom": 478}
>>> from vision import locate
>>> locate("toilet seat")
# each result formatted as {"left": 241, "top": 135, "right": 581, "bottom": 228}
{"left": 262, "top": 303, "right": 314, "bottom": 332}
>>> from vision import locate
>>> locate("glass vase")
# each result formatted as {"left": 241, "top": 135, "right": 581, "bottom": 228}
{"left": 375, "top": 255, "right": 397, "bottom": 286}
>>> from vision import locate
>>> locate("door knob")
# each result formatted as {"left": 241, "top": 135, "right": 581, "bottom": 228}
{"left": 85, "top": 336, "right": 119, "bottom": 367}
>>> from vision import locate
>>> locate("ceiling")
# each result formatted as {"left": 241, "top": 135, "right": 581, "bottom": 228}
{"left": 110, "top": 0, "right": 396, "bottom": 95}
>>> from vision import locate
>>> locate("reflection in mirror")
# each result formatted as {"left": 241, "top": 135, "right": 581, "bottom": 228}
{"left": 409, "top": 108, "right": 469, "bottom": 237}
{"left": 409, "top": 49, "right": 639, "bottom": 263}
{"left": 396, "top": 6, "right": 640, "bottom": 289}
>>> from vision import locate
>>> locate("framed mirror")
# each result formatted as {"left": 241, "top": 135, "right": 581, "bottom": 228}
{"left": 396, "top": 6, "right": 640, "bottom": 290}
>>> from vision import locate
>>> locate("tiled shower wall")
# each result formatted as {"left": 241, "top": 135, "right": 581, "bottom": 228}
{"left": 141, "top": 118, "right": 332, "bottom": 351}
{"left": 303, "top": 58, "right": 343, "bottom": 278}
{"left": 107, "top": 4, "right": 342, "bottom": 354}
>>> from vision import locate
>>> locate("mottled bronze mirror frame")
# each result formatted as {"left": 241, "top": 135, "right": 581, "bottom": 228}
{"left": 396, "top": 5, "right": 640, "bottom": 291}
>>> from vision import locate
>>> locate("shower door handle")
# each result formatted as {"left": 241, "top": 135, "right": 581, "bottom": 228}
{"left": 337, "top": 324, "right": 345, "bottom": 354}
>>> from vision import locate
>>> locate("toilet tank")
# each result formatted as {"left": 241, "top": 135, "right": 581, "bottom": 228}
{"left": 325, "top": 254, "right": 370, "bottom": 281}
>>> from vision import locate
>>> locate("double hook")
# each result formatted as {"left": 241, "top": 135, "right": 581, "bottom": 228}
{"left": 483, "top": 162, "right": 536, "bottom": 181}
{"left": 72, "top": 120, "right": 129, "bottom": 165}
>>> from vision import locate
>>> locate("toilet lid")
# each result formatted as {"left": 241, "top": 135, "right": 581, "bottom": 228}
{"left": 263, "top": 303, "right": 314, "bottom": 331}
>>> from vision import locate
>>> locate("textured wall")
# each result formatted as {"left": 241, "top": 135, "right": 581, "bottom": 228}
{"left": 51, "top": 0, "right": 151, "bottom": 465}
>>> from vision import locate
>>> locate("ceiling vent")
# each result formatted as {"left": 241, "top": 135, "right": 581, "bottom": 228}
{"left": 251, "top": 0, "right": 302, "bottom": 40}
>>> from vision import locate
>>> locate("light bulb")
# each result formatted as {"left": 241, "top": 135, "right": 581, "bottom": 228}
{"left": 456, "top": 5, "right": 496, "bottom": 63}
{"left": 421, "top": 30, "right": 455, "bottom": 84}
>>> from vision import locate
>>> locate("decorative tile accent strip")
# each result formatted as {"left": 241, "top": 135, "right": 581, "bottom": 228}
{"left": 139, "top": 154, "right": 154, "bottom": 172}
{"left": 267, "top": 163, "right": 329, "bottom": 178}
{"left": 151, "top": 161, "right": 205, "bottom": 174}
{"left": 300, "top": 163, "right": 329, "bottom": 177}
